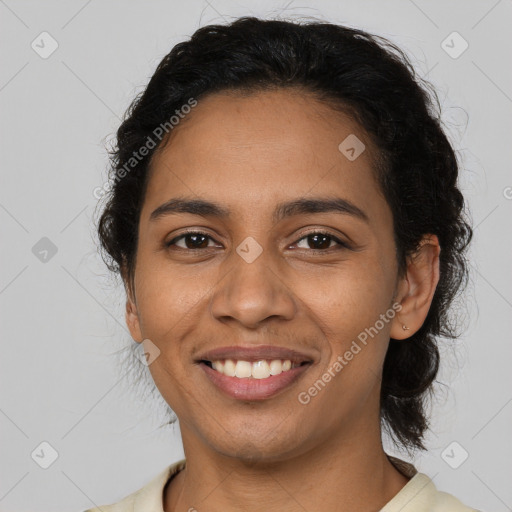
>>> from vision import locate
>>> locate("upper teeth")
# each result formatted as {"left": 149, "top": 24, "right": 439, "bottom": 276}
{"left": 211, "top": 359, "right": 297, "bottom": 379}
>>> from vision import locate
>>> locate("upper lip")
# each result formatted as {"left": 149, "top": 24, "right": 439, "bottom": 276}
{"left": 196, "top": 345, "right": 315, "bottom": 364}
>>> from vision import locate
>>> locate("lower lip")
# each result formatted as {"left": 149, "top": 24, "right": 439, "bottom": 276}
{"left": 199, "top": 362, "right": 311, "bottom": 401}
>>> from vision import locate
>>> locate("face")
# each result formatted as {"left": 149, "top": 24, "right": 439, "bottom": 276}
{"left": 125, "top": 88, "right": 418, "bottom": 462}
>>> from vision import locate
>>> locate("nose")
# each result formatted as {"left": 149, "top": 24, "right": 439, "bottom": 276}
{"left": 210, "top": 250, "right": 297, "bottom": 330}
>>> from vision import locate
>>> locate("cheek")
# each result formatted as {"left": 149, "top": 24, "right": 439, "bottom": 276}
{"left": 292, "top": 260, "right": 395, "bottom": 388}
{"left": 301, "top": 277, "right": 393, "bottom": 417}
{"left": 133, "top": 263, "right": 208, "bottom": 414}
{"left": 292, "top": 257, "right": 395, "bottom": 333}
{"left": 134, "top": 256, "right": 211, "bottom": 335}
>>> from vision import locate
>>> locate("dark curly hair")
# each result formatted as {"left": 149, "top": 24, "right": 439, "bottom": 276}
{"left": 95, "top": 16, "right": 473, "bottom": 451}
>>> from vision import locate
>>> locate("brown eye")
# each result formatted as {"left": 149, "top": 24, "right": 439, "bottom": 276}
{"left": 166, "top": 232, "right": 215, "bottom": 250}
{"left": 294, "top": 231, "right": 349, "bottom": 251}
{"left": 165, "top": 230, "right": 349, "bottom": 252}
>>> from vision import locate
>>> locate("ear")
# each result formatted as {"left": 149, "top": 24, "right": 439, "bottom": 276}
{"left": 390, "top": 234, "right": 441, "bottom": 340}
{"left": 121, "top": 263, "right": 143, "bottom": 344}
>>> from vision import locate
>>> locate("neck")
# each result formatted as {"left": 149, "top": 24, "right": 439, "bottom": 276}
{"left": 164, "top": 425, "right": 410, "bottom": 512}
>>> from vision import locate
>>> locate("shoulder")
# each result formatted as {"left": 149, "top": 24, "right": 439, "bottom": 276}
{"left": 81, "top": 459, "right": 186, "bottom": 512}
{"left": 382, "top": 470, "right": 479, "bottom": 512}
{"left": 384, "top": 456, "right": 479, "bottom": 512}
{"left": 432, "top": 488, "right": 481, "bottom": 511}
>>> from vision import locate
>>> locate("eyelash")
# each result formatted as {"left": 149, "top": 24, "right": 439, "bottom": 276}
{"left": 165, "top": 229, "right": 351, "bottom": 253}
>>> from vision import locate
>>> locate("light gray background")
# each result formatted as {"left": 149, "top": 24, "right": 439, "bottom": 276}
{"left": 1, "top": 1, "right": 511, "bottom": 511}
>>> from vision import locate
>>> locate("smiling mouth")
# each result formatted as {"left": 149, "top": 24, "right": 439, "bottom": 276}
{"left": 199, "top": 357, "right": 313, "bottom": 401}
{"left": 200, "top": 359, "right": 310, "bottom": 379}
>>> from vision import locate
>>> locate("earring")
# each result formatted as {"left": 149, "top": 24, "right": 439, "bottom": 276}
{"left": 402, "top": 324, "right": 410, "bottom": 331}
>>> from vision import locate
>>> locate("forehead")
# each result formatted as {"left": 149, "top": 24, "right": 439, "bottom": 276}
{"left": 142, "top": 88, "right": 389, "bottom": 227}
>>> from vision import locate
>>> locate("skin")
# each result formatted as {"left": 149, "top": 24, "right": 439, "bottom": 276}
{"left": 123, "top": 88, "right": 441, "bottom": 512}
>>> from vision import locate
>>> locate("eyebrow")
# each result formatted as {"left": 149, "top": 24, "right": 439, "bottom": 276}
{"left": 149, "top": 196, "right": 369, "bottom": 224}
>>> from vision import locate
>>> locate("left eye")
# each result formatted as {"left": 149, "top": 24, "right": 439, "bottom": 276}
{"left": 294, "top": 232, "right": 348, "bottom": 251}
{"left": 165, "top": 231, "right": 348, "bottom": 251}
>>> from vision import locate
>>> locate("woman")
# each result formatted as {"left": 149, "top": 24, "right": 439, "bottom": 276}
{"left": 89, "top": 16, "right": 475, "bottom": 512}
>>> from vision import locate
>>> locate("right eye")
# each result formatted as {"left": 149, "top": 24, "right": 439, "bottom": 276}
{"left": 165, "top": 231, "right": 220, "bottom": 250}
